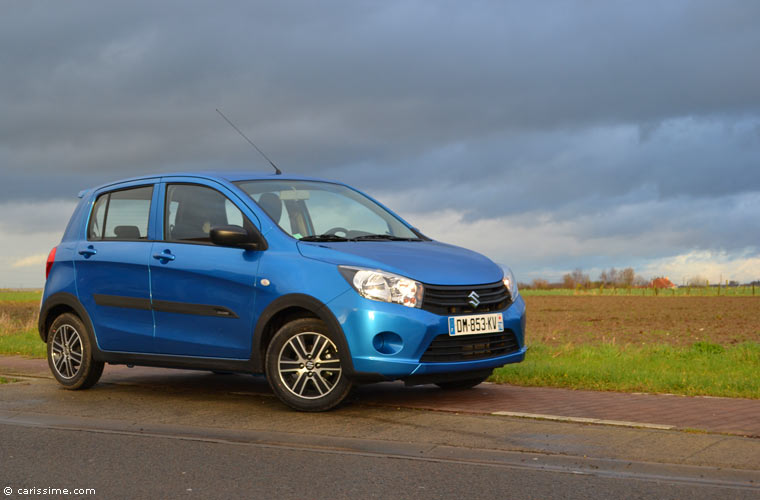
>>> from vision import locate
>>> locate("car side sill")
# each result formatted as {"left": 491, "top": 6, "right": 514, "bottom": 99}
{"left": 97, "top": 351, "right": 258, "bottom": 374}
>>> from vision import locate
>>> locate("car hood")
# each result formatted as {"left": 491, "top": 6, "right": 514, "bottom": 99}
{"left": 297, "top": 240, "right": 503, "bottom": 285}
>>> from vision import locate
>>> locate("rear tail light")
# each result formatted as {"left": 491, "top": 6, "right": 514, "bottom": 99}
{"left": 45, "top": 246, "right": 57, "bottom": 280}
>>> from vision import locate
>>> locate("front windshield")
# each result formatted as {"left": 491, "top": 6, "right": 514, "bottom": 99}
{"left": 236, "top": 180, "right": 422, "bottom": 241}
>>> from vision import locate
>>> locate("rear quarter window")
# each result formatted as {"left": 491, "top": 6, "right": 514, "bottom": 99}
{"left": 88, "top": 185, "right": 154, "bottom": 241}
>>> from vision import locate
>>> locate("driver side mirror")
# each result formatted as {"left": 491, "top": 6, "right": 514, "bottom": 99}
{"left": 209, "top": 225, "right": 266, "bottom": 251}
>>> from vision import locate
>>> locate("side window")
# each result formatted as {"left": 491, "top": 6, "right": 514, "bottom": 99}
{"left": 88, "top": 185, "right": 153, "bottom": 241}
{"left": 165, "top": 184, "right": 248, "bottom": 243}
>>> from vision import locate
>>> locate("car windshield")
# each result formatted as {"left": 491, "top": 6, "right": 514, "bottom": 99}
{"left": 235, "top": 180, "right": 421, "bottom": 241}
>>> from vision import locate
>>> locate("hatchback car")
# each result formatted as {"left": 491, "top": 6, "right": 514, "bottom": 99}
{"left": 39, "top": 172, "right": 526, "bottom": 411}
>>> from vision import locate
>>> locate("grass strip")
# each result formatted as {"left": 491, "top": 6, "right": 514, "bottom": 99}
{"left": 490, "top": 341, "right": 760, "bottom": 399}
{"left": 0, "top": 290, "right": 42, "bottom": 303}
{"left": 0, "top": 329, "right": 46, "bottom": 358}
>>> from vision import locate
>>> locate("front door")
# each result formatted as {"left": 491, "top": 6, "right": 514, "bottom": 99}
{"left": 149, "top": 182, "right": 261, "bottom": 359}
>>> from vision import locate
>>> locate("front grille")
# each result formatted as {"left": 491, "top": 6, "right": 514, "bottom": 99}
{"left": 420, "top": 330, "right": 520, "bottom": 363}
{"left": 421, "top": 281, "right": 511, "bottom": 315}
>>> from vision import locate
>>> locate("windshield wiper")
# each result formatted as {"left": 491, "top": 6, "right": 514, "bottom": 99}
{"left": 300, "top": 233, "right": 421, "bottom": 242}
{"left": 299, "top": 234, "right": 350, "bottom": 242}
{"left": 351, "top": 234, "right": 420, "bottom": 241}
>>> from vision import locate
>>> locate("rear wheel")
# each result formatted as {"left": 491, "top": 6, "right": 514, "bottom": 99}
{"left": 435, "top": 376, "right": 489, "bottom": 390}
{"left": 47, "top": 313, "right": 104, "bottom": 390}
{"left": 265, "top": 318, "right": 352, "bottom": 411}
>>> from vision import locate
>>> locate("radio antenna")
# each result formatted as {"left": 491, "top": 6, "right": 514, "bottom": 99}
{"left": 216, "top": 108, "right": 282, "bottom": 175}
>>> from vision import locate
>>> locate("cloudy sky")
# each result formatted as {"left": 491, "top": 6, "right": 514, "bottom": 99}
{"left": 2, "top": 0, "right": 759, "bottom": 287}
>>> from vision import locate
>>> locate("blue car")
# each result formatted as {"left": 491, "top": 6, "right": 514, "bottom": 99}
{"left": 39, "top": 172, "right": 526, "bottom": 410}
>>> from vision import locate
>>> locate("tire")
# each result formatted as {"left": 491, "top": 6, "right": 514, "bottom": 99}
{"left": 265, "top": 318, "right": 352, "bottom": 411}
{"left": 435, "top": 376, "right": 489, "bottom": 390}
{"left": 47, "top": 313, "right": 104, "bottom": 390}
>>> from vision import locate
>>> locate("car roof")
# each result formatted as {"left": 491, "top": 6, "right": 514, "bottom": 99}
{"left": 79, "top": 171, "right": 345, "bottom": 197}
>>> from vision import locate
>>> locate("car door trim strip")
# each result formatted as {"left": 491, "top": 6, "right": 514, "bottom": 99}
{"left": 93, "top": 294, "right": 239, "bottom": 319}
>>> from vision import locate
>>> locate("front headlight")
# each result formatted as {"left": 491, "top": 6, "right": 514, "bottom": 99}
{"left": 502, "top": 266, "right": 519, "bottom": 299}
{"left": 339, "top": 266, "right": 423, "bottom": 308}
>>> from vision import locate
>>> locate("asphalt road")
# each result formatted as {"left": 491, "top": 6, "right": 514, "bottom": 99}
{"left": 2, "top": 423, "right": 757, "bottom": 500}
{"left": 0, "top": 371, "right": 758, "bottom": 499}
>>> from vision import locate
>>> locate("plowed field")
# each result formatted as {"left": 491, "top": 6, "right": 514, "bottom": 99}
{"left": 525, "top": 296, "right": 760, "bottom": 347}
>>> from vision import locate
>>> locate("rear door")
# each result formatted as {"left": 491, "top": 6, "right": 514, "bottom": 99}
{"left": 149, "top": 180, "right": 262, "bottom": 359}
{"left": 75, "top": 181, "right": 158, "bottom": 352}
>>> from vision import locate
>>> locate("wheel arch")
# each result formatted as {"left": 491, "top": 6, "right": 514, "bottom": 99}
{"left": 251, "top": 294, "right": 355, "bottom": 374}
{"left": 38, "top": 292, "right": 100, "bottom": 355}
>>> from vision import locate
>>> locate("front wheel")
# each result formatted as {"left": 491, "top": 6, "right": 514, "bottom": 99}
{"left": 47, "top": 313, "right": 104, "bottom": 390}
{"left": 265, "top": 318, "right": 352, "bottom": 411}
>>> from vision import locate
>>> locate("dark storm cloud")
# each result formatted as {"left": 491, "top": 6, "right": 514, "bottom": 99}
{"left": 1, "top": 0, "right": 759, "bottom": 282}
{"left": 2, "top": 1, "right": 760, "bottom": 181}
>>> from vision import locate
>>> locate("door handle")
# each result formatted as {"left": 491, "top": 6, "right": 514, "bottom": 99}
{"left": 152, "top": 251, "right": 175, "bottom": 262}
{"left": 78, "top": 246, "right": 97, "bottom": 257}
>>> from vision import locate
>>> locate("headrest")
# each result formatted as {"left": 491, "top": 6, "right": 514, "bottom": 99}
{"left": 258, "top": 192, "right": 282, "bottom": 224}
{"left": 113, "top": 225, "right": 141, "bottom": 239}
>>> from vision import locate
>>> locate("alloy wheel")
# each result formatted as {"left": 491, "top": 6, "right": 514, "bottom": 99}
{"left": 277, "top": 332, "right": 342, "bottom": 399}
{"left": 51, "top": 324, "right": 83, "bottom": 380}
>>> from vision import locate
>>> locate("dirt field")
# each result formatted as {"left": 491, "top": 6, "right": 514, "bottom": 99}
{"left": 525, "top": 296, "right": 760, "bottom": 347}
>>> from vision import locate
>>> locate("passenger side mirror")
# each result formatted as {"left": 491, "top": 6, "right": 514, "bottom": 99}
{"left": 209, "top": 225, "right": 264, "bottom": 251}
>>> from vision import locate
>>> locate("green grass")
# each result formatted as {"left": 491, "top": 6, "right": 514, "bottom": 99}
{"left": 490, "top": 341, "right": 760, "bottom": 399}
{"left": 0, "top": 290, "right": 42, "bottom": 303}
{"left": 521, "top": 286, "right": 758, "bottom": 297}
{"left": 0, "top": 329, "right": 46, "bottom": 358}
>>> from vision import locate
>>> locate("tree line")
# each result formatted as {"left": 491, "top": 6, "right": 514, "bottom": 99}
{"left": 525, "top": 267, "right": 713, "bottom": 290}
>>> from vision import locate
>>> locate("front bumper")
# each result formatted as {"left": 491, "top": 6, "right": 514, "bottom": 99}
{"left": 326, "top": 292, "right": 527, "bottom": 381}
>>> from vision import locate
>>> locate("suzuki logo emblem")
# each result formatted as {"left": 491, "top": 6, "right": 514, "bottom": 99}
{"left": 468, "top": 291, "right": 480, "bottom": 308}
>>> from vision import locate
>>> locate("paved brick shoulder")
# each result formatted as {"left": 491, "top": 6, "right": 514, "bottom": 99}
{"left": 0, "top": 356, "right": 49, "bottom": 377}
{"left": 2, "top": 356, "right": 758, "bottom": 437}
{"left": 357, "top": 383, "right": 760, "bottom": 437}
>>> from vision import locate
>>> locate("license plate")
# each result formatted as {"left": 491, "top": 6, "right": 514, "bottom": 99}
{"left": 448, "top": 313, "right": 504, "bottom": 336}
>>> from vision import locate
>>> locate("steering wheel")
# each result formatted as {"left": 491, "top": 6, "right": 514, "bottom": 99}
{"left": 325, "top": 226, "right": 349, "bottom": 236}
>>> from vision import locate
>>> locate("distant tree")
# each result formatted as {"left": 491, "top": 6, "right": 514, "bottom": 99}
{"left": 573, "top": 268, "right": 590, "bottom": 286}
{"left": 598, "top": 267, "right": 637, "bottom": 287}
{"left": 633, "top": 276, "right": 649, "bottom": 287}
{"left": 620, "top": 267, "right": 635, "bottom": 287}
{"left": 563, "top": 268, "right": 590, "bottom": 288}
{"left": 687, "top": 275, "right": 708, "bottom": 287}
{"left": 562, "top": 273, "right": 573, "bottom": 288}
{"left": 531, "top": 278, "right": 550, "bottom": 290}
{"left": 608, "top": 267, "right": 619, "bottom": 285}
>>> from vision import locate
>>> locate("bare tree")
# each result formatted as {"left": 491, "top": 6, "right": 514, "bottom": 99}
{"left": 687, "top": 275, "right": 708, "bottom": 287}
{"left": 564, "top": 268, "right": 590, "bottom": 288}
{"left": 620, "top": 267, "right": 635, "bottom": 287}
{"left": 599, "top": 266, "right": 638, "bottom": 287}
{"left": 599, "top": 270, "right": 608, "bottom": 284}
{"left": 599, "top": 268, "right": 619, "bottom": 286}
{"left": 634, "top": 276, "right": 649, "bottom": 287}
{"left": 531, "top": 278, "right": 550, "bottom": 290}
{"left": 562, "top": 273, "right": 574, "bottom": 288}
